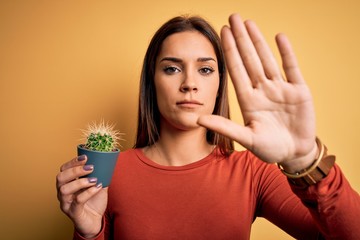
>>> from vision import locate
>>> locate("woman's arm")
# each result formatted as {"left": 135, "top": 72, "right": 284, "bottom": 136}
{"left": 251, "top": 152, "right": 360, "bottom": 239}
{"left": 290, "top": 163, "right": 360, "bottom": 239}
{"left": 198, "top": 13, "right": 360, "bottom": 239}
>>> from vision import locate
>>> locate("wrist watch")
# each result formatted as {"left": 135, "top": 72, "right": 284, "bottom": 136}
{"left": 278, "top": 138, "right": 336, "bottom": 188}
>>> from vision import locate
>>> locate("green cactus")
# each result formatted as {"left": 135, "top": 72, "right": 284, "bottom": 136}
{"left": 82, "top": 120, "right": 122, "bottom": 152}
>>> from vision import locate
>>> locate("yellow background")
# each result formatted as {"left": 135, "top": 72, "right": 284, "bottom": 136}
{"left": 1, "top": 1, "right": 359, "bottom": 239}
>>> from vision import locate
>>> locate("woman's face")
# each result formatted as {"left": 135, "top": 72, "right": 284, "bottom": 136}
{"left": 154, "top": 30, "right": 220, "bottom": 131}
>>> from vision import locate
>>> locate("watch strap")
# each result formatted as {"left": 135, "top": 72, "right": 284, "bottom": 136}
{"left": 278, "top": 138, "right": 336, "bottom": 188}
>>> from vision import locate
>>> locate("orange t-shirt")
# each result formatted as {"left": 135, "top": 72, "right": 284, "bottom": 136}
{"left": 74, "top": 148, "right": 360, "bottom": 240}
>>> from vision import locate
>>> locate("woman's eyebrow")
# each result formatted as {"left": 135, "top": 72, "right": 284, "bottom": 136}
{"left": 198, "top": 57, "right": 217, "bottom": 63}
{"left": 159, "top": 57, "right": 216, "bottom": 63}
{"left": 160, "top": 57, "right": 182, "bottom": 63}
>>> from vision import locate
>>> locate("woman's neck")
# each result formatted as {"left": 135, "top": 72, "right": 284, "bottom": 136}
{"left": 143, "top": 126, "right": 214, "bottom": 166}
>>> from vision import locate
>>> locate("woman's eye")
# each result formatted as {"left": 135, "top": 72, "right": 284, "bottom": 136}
{"left": 163, "top": 66, "right": 180, "bottom": 74}
{"left": 199, "top": 67, "right": 214, "bottom": 75}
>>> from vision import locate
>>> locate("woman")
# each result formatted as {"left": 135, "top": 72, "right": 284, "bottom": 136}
{"left": 56, "top": 13, "right": 360, "bottom": 239}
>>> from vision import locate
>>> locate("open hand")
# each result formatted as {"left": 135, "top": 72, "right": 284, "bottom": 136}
{"left": 198, "top": 13, "right": 317, "bottom": 171}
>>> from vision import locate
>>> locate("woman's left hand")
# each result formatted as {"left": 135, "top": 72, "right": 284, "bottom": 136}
{"left": 198, "top": 13, "right": 317, "bottom": 172}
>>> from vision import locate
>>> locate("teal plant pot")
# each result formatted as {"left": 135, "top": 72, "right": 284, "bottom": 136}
{"left": 77, "top": 145, "right": 120, "bottom": 187}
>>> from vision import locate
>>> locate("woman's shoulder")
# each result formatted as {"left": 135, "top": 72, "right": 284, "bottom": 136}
{"left": 117, "top": 148, "right": 143, "bottom": 160}
{"left": 119, "top": 148, "right": 138, "bottom": 155}
{"left": 226, "top": 149, "right": 276, "bottom": 174}
{"left": 227, "top": 149, "right": 264, "bottom": 165}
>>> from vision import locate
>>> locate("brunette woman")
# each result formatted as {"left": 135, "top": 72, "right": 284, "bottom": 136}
{"left": 57, "top": 13, "right": 360, "bottom": 239}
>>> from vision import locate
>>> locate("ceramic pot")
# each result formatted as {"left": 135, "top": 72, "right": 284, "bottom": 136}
{"left": 77, "top": 144, "right": 120, "bottom": 187}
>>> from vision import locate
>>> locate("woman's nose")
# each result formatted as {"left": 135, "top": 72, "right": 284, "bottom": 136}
{"left": 180, "top": 72, "right": 198, "bottom": 93}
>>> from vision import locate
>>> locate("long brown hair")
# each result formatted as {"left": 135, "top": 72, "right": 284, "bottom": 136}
{"left": 134, "top": 15, "right": 234, "bottom": 156}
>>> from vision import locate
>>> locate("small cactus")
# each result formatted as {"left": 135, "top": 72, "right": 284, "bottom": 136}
{"left": 81, "top": 120, "right": 122, "bottom": 152}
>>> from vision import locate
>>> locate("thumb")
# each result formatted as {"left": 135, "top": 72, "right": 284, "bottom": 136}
{"left": 197, "top": 115, "right": 253, "bottom": 150}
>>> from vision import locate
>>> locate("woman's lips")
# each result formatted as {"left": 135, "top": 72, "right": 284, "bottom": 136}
{"left": 176, "top": 100, "right": 203, "bottom": 108}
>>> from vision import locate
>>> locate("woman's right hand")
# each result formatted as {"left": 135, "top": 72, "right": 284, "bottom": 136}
{"left": 56, "top": 155, "right": 108, "bottom": 238}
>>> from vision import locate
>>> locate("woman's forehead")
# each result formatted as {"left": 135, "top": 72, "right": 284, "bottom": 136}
{"left": 157, "top": 31, "right": 217, "bottom": 60}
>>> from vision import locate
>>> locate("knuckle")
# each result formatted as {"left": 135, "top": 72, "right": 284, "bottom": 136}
{"left": 59, "top": 163, "right": 66, "bottom": 172}
{"left": 56, "top": 173, "right": 63, "bottom": 185}
{"left": 74, "top": 194, "right": 85, "bottom": 204}
{"left": 59, "top": 202, "right": 68, "bottom": 212}
{"left": 59, "top": 184, "right": 69, "bottom": 195}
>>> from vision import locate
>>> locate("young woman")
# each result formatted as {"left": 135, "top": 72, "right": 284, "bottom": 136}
{"left": 56, "top": 13, "right": 360, "bottom": 239}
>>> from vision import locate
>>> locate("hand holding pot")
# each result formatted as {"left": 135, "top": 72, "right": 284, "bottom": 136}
{"left": 56, "top": 155, "right": 107, "bottom": 238}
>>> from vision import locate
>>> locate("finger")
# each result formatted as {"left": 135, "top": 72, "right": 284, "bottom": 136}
{"left": 60, "top": 155, "right": 87, "bottom": 172}
{"left": 74, "top": 184, "right": 105, "bottom": 205}
{"left": 245, "top": 20, "right": 282, "bottom": 80}
{"left": 275, "top": 33, "right": 304, "bottom": 84}
{"left": 228, "top": 13, "right": 266, "bottom": 85}
{"left": 58, "top": 177, "right": 98, "bottom": 199}
{"left": 221, "top": 26, "right": 252, "bottom": 97}
{"left": 197, "top": 115, "right": 254, "bottom": 150}
{"left": 56, "top": 164, "right": 94, "bottom": 189}
{"left": 62, "top": 185, "right": 105, "bottom": 216}
{"left": 58, "top": 177, "right": 98, "bottom": 212}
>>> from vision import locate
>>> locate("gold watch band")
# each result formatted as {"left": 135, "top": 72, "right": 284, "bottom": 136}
{"left": 277, "top": 137, "right": 336, "bottom": 188}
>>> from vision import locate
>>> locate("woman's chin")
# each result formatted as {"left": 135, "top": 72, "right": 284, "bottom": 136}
{"left": 165, "top": 114, "right": 204, "bottom": 131}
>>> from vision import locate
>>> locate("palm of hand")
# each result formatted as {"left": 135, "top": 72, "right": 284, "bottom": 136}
{"left": 198, "top": 14, "right": 316, "bottom": 164}
{"left": 238, "top": 76, "right": 315, "bottom": 163}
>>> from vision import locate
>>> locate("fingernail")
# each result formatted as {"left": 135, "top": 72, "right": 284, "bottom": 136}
{"left": 96, "top": 183, "right": 103, "bottom": 188}
{"left": 88, "top": 177, "right": 97, "bottom": 183}
{"left": 83, "top": 165, "right": 94, "bottom": 171}
{"left": 77, "top": 155, "right": 86, "bottom": 161}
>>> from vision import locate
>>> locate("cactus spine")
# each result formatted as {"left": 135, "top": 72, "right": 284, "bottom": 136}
{"left": 82, "top": 120, "right": 121, "bottom": 152}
